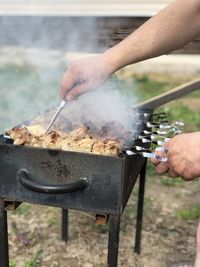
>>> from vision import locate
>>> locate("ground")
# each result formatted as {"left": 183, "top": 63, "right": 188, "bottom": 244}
{"left": 0, "top": 48, "right": 200, "bottom": 267}
{"left": 7, "top": 171, "right": 200, "bottom": 267}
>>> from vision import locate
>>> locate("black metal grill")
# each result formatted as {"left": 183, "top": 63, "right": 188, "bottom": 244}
{"left": 0, "top": 108, "right": 160, "bottom": 267}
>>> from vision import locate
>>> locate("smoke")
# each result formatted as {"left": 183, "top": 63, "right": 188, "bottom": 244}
{"left": 0, "top": 8, "right": 139, "bottom": 133}
{"left": 61, "top": 79, "right": 137, "bottom": 133}
{"left": 0, "top": 15, "right": 99, "bottom": 52}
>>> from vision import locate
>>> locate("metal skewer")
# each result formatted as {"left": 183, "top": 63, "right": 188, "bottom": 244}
{"left": 126, "top": 150, "right": 168, "bottom": 162}
{"left": 155, "top": 147, "right": 169, "bottom": 153}
{"left": 45, "top": 100, "right": 67, "bottom": 135}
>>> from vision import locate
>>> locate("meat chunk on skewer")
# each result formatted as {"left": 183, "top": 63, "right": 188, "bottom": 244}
{"left": 7, "top": 124, "right": 122, "bottom": 157}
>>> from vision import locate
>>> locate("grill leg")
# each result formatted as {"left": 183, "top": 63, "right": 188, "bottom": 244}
{"left": 61, "top": 209, "right": 68, "bottom": 243}
{"left": 134, "top": 160, "right": 147, "bottom": 254}
{"left": 0, "top": 198, "right": 9, "bottom": 267}
{"left": 107, "top": 215, "right": 120, "bottom": 267}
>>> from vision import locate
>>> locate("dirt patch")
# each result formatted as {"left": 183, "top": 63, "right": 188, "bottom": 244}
{"left": 7, "top": 174, "right": 200, "bottom": 267}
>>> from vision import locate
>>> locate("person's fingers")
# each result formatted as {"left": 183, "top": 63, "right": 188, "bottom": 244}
{"left": 60, "top": 71, "right": 76, "bottom": 99}
{"left": 150, "top": 157, "right": 160, "bottom": 166}
{"left": 168, "top": 169, "right": 179, "bottom": 178}
{"left": 155, "top": 162, "right": 169, "bottom": 175}
{"left": 150, "top": 150, "right": 166, "bottom": 166}
{"left": 65, "top": 82, "right": 91, "bottom": 101}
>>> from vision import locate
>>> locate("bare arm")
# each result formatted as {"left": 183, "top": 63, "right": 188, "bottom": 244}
{"left": 105, "top": 0, "right": 200, "bottom": 70}
{"left": 105, "top": 0, "right": 200, "bottom": 72}
{"left": 61, "top": 0, "right": 200, "bottom": 100}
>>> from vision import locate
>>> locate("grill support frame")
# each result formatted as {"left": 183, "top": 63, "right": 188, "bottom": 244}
{"left": 0, "top": 161, "right": 147, "bottom": 267}
{"left": 0, "top": 107, "right": 153, "bottom": 267}
{"left": 134, "top": 159, "right": 147, "bottom": 254}
{"left": 0, "top": 198, "right": 9, "bottom": 267}
{"left": 61, "top": 208, "right": 69, "bottom": 243}
{"left": 108, "top": 214, "right": 121, "bottom": 267}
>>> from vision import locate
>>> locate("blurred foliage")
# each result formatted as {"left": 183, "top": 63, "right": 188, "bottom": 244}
{"left": 23, "top": 251, "right": 41, "bottom": 267}
{"left": 9, "top": 261, "right": 16, "bottom": 267}
{"left": 10, "top": 251, "right": 40, "bottom": 267}
{"left": 117, "top": 74, "right": 178, "bottom": 101}
{"left": 14, "top": 203, "right": 31, "bottom": 215}
{"left": 161, "top": 177, "right": 184, "bottom": 187}
{"left": 177, "top": 203, "right": 200, "bottom": 220}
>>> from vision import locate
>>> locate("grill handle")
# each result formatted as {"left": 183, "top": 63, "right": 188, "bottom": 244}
{"left": 17, "top": 169, "right": 89, "bottom": 194}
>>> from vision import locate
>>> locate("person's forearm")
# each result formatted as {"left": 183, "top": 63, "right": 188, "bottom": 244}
{"left": 104, "top": 0, "right": 200, "bottom": 72}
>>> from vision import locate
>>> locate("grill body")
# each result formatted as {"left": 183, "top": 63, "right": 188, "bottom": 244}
{"left": 0, "top": 139, "right": 145, "bottom": 215}
{"left": 0, "top": 108, "right": 153, "bottom": 267}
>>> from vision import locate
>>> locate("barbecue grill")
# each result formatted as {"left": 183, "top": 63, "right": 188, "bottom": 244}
{"left": 0, "top": 106, "right": 160, "bottom": 267}
{"left": 0, "top": 79, "right": 199, "bottom": 267}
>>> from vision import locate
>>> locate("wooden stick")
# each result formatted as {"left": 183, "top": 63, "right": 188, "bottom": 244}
{"left": 135, "top": 78, "right": 200, "bottom": 109}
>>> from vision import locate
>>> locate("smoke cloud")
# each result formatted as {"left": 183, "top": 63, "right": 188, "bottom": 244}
{"left": 0, "top": 8, "right": 139, "bottom": 134}
{"left": 61, "top": 80, "right": 137, "bottom": 132}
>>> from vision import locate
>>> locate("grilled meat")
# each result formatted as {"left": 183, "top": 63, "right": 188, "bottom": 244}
{"left": 8, "top": 124, "right": 121, "bottom": 156}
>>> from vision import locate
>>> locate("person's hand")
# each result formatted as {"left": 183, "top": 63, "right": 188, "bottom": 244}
{"left": 60, "top": 54, "right": 116, "bottom": 101}
{"left": 151, "top": 132, "right": 200, "bottom": 180}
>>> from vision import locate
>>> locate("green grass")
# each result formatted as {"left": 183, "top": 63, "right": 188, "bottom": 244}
{"left": 119, "top": 74, "right": 200, "bottom": 130}
{"left": 118, "top": 74, "right": 178, "bottom": 101}
{"left": 161, "top": 177, "right": 184, "bottom": 187}
{"left": 47, "top": 217, "right": 57, "bottom": 227}
{"left": 9, "top": 251, "right": 41, "bottom": 267}
{"left": 147, "top": 161, "right": 157, "bottom": 177}
{"left": 177, "top": 203, "right": 200, "bottom": 220}
{"left": 157, "top": 104, "right": 200, "bottom": 132}
{"left": 23, "top": 251, "right": 41, "bottom": 267}
{"left": 15, "top": 203, "right": 31, "bottom": 215}
{"left": 124, "top": 190, "right": 153, "bottom": 223}
{"left": 9, "top": 261, "right": 16, "bottom": 267}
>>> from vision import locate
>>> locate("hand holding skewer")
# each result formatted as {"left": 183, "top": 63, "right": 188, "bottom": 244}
{"left": 151, "top": 132, "right": 200, "bottom": 180}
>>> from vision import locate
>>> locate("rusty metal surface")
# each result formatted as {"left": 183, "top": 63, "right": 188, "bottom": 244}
{"left": 0, "top": 136, "right": 147, "bottom": 215}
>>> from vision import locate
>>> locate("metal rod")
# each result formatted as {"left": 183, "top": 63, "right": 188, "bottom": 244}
{"left": 107, "top": 215, "right": 121, "bottom": 267}
{"left": 0, "top": 198, "right": 9, "bottom": 267}
{"left": 61, "top": 209, "right": 68, "bottom": 243}
{"left": 135, "top": 78, "right": 200, "bottom": 109}
{"left": 134, "top": 160, "right": 147, "bottom": 254}
{"left": 45, "top": 100, "right": 67, "bottom": 134}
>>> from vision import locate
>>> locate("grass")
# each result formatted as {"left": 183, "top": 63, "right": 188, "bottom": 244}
{"left": 157, "top": 104, "right": 200, "bottom": 132}
{"left": 9, "top": 251, "right": 41, "bottom": 267}
{"left": 161, "top": 177, "right": 184, "bottom": 187}
{"left": 119, "top": 74, "right": 199, "bottom": 124}
{"left": 9, "top": 261, "right": 17, "bottom": 267}
{"left": 47, "top": 217, "right": 57, "bottom": 227}
{"left": 123, "top": 188, "right": 153, "bottom": 223}
{"left": 177, "top": 204, "right": 200, "bottom": 220}
{"left": 146, "top": 161, "right": 157, "bottom": 177}
{"left": 15, "top": 203, "right": 31, "bottom": 215}
{"left": 118, "top": 74, "right": 179, "bottom": 101}
{"left": 23, "top": 251, "right": 41, "bottom": 267}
